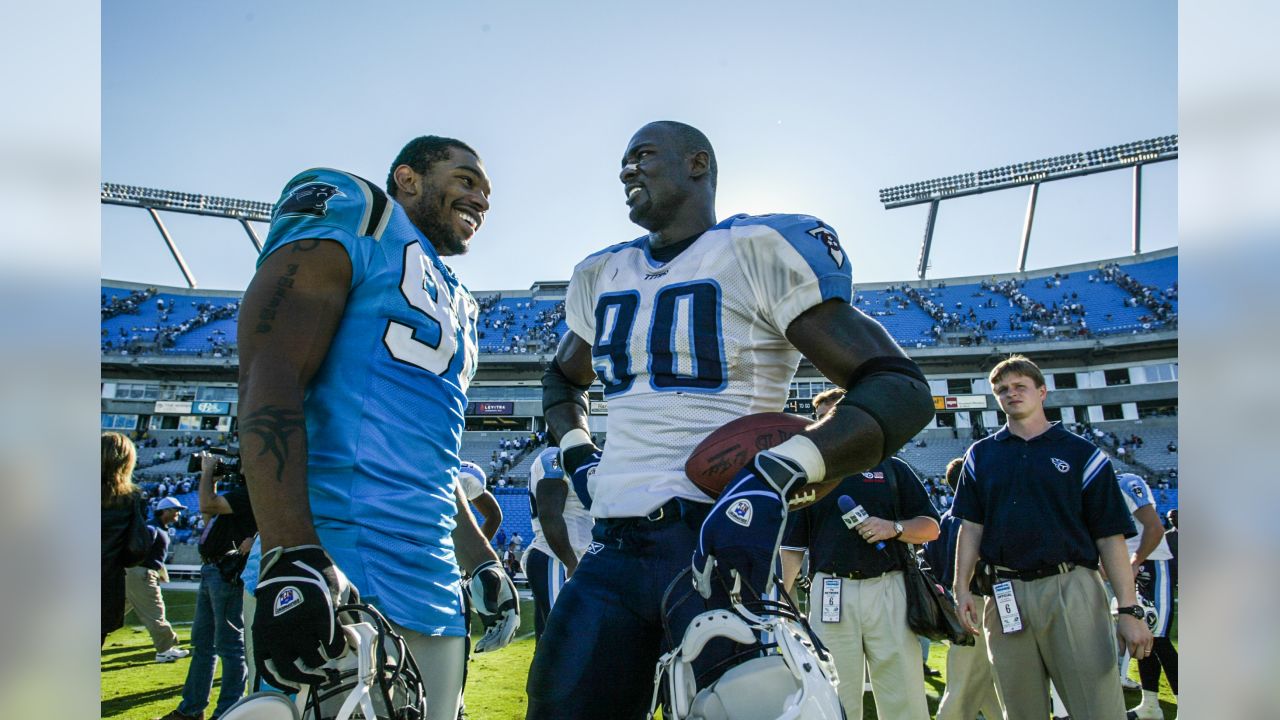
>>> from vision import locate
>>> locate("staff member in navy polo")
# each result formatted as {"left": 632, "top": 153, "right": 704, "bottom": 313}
{"left": 781, "top": 387, "right": 940, "bottom": 720}
{"left": 928, "top": 458, "right": 1001, "bottom": 720}
{"left": 952, "top": 354, "right": 1152, "bottom": 720}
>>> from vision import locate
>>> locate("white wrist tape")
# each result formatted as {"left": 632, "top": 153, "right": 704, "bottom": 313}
{"left": 768, "top": 434, "right": 826, "bottom": 485}
{"left": 559, "top": 428, "right": 594, "bottom": 452}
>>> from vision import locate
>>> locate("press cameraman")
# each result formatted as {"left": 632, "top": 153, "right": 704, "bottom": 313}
{"left": 158, "top": 450, "right": 258, "bottom": 720}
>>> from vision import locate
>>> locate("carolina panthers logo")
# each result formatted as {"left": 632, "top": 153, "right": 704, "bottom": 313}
{"left": 273, "top": 586, "right": 303, "bottom": 616}
{"left": 807, "top": 222, "right": 845, "bottom": 269}
{"left": 276, "top": 181, "right": 344, "bottom": 218}
{"left": 727, "top": 499, "right": 754, "bottom": 527}
{"left": 1131, "top": 483, "right": 1145, "bottom": 498}
{"left": 1050, "top": 457, "right": 1070, "bottom": 473}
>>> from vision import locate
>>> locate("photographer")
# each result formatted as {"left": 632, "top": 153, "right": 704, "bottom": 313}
{"left": 159, "top": 450, "right": 257, "bottom": 720}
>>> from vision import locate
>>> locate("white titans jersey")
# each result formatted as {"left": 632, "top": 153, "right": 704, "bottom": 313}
{"left": 1118, "top": 473, "right": 1172, "bottom": 560}
{"left": 527, "top": 447, "right": 595, "bottom": 560}
{"left": 565, "top": 213, "right": 853, "bottom": 518}
{"left": 457, "top": 460, "right": 487, "bottom": 501}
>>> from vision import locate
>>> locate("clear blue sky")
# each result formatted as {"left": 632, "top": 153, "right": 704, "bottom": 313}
{"left": 102, "top": 1, "right": 1176, "bottom": 292}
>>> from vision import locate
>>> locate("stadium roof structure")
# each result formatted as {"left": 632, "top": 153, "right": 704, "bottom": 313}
{"left": 101, "top": 182, "right": 274, "bottom": 289}
{"left": 879, "top": 135, "right": 1177, "bottom": 279}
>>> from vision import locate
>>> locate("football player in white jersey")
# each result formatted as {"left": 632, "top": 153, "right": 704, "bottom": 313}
{"left": 457, "top": 460, "right": 503, "bottom": 542}
{"left": 1117, "top": 473, "right": 1177, "bottom": 719}
{"left": 525, "top": 121, "right": 935, "bottom": 719}
{"left": 523, "top": 446, "right": 595, "bottom": 639}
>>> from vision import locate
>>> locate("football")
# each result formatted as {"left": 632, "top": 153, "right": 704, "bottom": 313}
{"left": 685, "top": 412, "right": 840, "bottom": 510}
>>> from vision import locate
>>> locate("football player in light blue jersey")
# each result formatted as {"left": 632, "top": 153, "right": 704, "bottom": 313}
{"left": 237, "top": 136, "right": 516, "bottom": 720}
{"left": 526, "top": 121, "right": 935, "bottom": 719}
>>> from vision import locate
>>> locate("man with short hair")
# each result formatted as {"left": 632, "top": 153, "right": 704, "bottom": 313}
{"left": 526, "top": 120, "right": 934, "bottom": 719}
{"left": 236, "top": 136, "right": 515, "bottom": 720}
{"left": 952, "top": 354, "right": 1152, "bottom": 719}
{"left": 780, "top": 387, "right": 939, "bottom": 719}
{"left": 127, "top": 496, "right": 189, "bottom": 663}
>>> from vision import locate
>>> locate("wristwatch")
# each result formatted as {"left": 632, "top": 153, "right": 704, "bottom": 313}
{"left": 1114, "top": 604, "right": 1144, "bottom": 619}
{"left": 892, "top": 522, "right": 904, "bottom": 539}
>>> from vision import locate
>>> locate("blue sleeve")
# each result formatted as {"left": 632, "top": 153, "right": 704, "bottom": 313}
{"left": 259, "top": 168, "right": 387, "bottom": 286}
{"left": 1081, "top": 452, "right": 1137, "bottom": 539}
{"left": 950, "top": 445, "right": 985, "bottom": 524}
{"left": 1121, "top": 475, "right": 1154, "bottom": 510}
{"left": 539, "top": 449, "right": 565, "bottom": 481}
{"left": 733, "top": 213, "right": 852, "bottom": 302}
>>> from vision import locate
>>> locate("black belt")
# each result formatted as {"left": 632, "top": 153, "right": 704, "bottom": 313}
{"left": 992, "top": 561, "right": 1079, "bottom": 582}
{"left": 596, "top": 497, "right": 711, "bottom": 530}
{"left": 820, "top": 568, "right": 892, "bottom": 581}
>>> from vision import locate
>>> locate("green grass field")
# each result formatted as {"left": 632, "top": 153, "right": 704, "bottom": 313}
{"left": 103, "top": 590, "right": 1176, "bottom": 719}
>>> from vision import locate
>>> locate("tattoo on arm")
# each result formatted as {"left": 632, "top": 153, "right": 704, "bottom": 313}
{"left": 240, "top": 405, "right": 306, "bottom": 483}
{"left": 255, "top": 263, "right": 300, "bottom": 334}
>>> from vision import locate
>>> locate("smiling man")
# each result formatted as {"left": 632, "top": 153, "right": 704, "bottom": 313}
{"left": 232, "top": 136, "right": 514, "bottom": 720}
{"left": 526, "top": 121, "right": 934, "bottom": 719}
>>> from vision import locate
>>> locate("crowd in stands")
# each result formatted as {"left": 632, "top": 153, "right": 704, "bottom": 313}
{"left": 102, "top": 292, "right": 240, "bottom": 357}
{"left": 1071, "top": 420, "right": 1178, "bottom": 488}
{"left": 485, "top": 431, "right": 550, "bottom": 487}
{"left": 103, "top": 255, "right": 1177, "bottom": 357}
{"left": 474, "top": 295, "right": 567, "bottom": 355}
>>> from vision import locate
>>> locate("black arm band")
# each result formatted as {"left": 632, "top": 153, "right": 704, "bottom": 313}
{"left": 837, "top": 360, "right": 935, "bottom": 463}
{"left": 542, "top": 358, "right": 591, "bottom": 416}
{"left": 844, "top": 355, "right": 927, "bottom": 389}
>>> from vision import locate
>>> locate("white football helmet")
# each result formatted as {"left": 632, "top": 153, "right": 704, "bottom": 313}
{"left": 220, "top": 603, "right": 426, "bottom": 720}
{"left": 649, "top": 596, "right": 844, "bottom": 720}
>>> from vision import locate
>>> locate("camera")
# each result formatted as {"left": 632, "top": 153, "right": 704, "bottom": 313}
{"left": 187, "top": 446, "right": 242, "bottom": 478}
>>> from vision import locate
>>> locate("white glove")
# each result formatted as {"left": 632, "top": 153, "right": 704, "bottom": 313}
{"left": 467, "top": 560, "right": 520, "bottom": 652}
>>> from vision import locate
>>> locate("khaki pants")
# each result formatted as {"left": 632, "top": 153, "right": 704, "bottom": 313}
{"left": 243, "top": 592, "right": 466, "bottom": 720}
{"left": 124, "top": 566, "right": 179, "bottom": 653}
{"left": 810, "top": 571, "right": 930, "bottom": 720}
{"left": 983, "top": 566, "right": 1126, "bottom": 720}
{"left": 936, "top": 627, "right": 1002, "bottom": 720}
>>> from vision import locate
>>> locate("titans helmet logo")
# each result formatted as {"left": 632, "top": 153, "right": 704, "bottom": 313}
{"left": 276, "top": 181, "right": 344, "bottom": 218}
{"left": 808, "top": 222, "right": 845, "bottom": 269}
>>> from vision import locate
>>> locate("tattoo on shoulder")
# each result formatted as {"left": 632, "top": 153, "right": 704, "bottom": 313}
{"left": 240, "top": 405, "right": 306, "bottom": 483}
{"left": 255, "top": 263, "right": 301, "bottom": 334}
{"left": 291, "top": 239, "right": 322, "bottom": 252}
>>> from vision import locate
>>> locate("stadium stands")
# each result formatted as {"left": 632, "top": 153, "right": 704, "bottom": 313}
{"left": 102, "top": 252, "right": 1178, "bottom": 357}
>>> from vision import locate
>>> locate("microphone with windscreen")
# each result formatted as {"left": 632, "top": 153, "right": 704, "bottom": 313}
{"left": 838, "top": 495, "right": 886, "bottom": 551}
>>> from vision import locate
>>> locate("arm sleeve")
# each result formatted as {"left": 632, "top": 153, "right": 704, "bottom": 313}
{"left": 457, "top": 470, "right": 486, "bottom": 501}
{"left": 891, "top": 458, "right": 942, "bottom": 522}
{"left": 1121, "top": 475, "right": 1154, "bottom": 511}
{"left": 258, "top": 168, "right": 386, "bottom": 288}
{"left": 781, "top": 506, "right": 810, "bottom": 551}
{"left": 1081, "top": 451, "right": 1138, "bottom": 539}
{"left": 730, "top": 214, "right": 854, "bottom": 334}
{"left": 950, "top": 445, "right": 985, "bottom": 524}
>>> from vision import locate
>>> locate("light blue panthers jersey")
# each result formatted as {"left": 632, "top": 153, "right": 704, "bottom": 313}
{"left": 564, "top": 213, "right": 852, "bottom": 517}
{"left": 243, "top": 167, "right": 478, "bottom": 637}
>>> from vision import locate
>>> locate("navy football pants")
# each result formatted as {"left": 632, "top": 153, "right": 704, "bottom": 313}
{"left": 525, "top": 503, "right": 736, "bottom": 720}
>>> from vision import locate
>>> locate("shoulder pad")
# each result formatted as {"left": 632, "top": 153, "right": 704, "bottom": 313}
{"left": 266, "top": 168, "right": 392, "bottom": 246}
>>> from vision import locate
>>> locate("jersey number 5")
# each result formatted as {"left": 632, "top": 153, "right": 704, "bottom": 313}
{"left": 384, "top": 242, "right": 476, "bottom": 385}
{"left": 592, "top": 281, "right": 726, "bottom": 396}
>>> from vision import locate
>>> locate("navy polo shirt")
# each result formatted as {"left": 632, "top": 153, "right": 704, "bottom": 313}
{"left": 140, "top": 523, "right": 171, "bottom": 572}
{"left": 783, "top": 457, "right": 940, "bottom": 578}
{"left": 951, "top": 422, "right": 1135, "bottom": 572}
